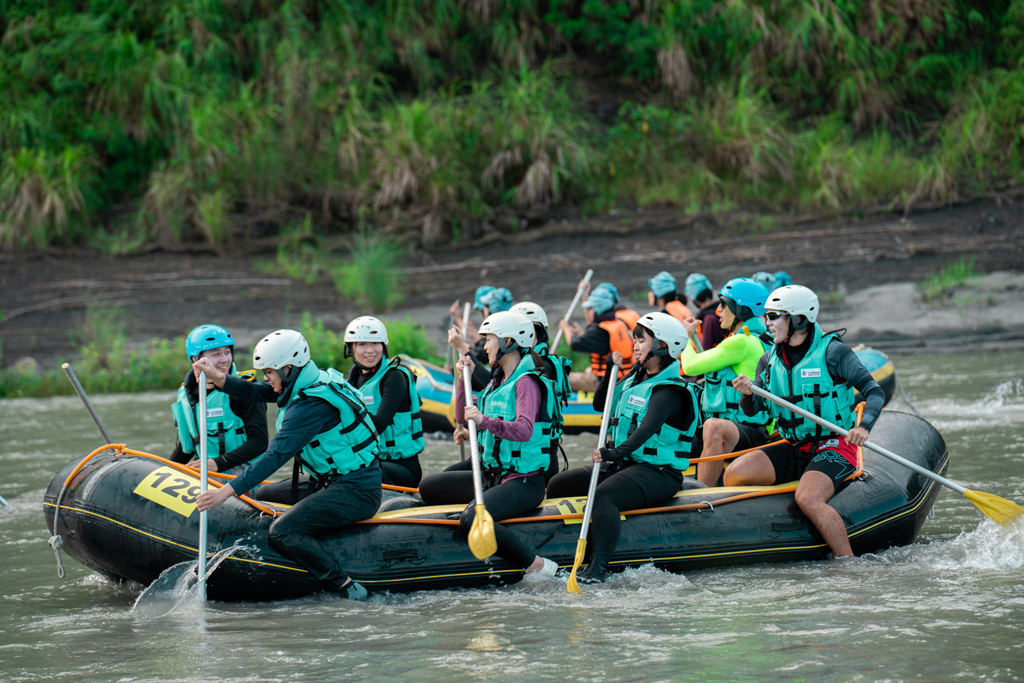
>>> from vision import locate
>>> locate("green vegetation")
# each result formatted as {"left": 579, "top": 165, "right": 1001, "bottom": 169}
{"left": 919, "top": 255, "right": 984, "bottom": 303}
{"left": 1, "top": 1, "right": 1023, "bottom": 252}
{"left": 0, "top": 311, "right": 443, "bottom": 397}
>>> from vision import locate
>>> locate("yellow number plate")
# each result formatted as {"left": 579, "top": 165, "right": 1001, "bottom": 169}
{"left": 554, "top": 498, "right": 624, "bottom": 523}
{"left": 133, "top": 466, "right": 202, "bottom": 517}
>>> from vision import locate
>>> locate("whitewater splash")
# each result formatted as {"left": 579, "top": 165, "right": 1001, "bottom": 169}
{"left": 132, "top": 543, "right": 250, "bottom": 618}
{"left": 922, "top": 378, "right": 1024, "bottom": 430}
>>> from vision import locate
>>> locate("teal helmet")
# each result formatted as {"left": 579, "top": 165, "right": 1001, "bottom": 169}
{"left": 648, "top": 271, "right": 678, "bottom": 299}
{"left": 774, "top": 271, "right": 792, "bottom": 288}
{"left": 752, "top": 271, "right": 777, "bottom": 291}
{"left": 582, "top": 287, "right": 616, "bottom": 315}
{"left": 186, "top": 324, "right": 234, "bottom": 361}
{"left": 473, "top": 285, "right": 496, "bottom": 311}
{"left": 593, "top": 282, "right": 619, "bottom": 302}
{"left": 719, "top": 278, "right": 770, "bottom": 321}
{"left": 480, "top": 287, "right": 514, "bottom": 313}
{"left": 684, "top": 273, "right": 712, "bottom": 302}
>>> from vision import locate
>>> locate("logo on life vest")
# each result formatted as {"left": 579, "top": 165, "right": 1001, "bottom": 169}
{"left": 627, "top": 395, "right": 647, "bottom": 409}
{"left": 800, "top": 368, "right": 822, "bottom": 378}
{"left": 362, "top": 396, "right": 374, "bottom": 405}
{"left": 206, "top": 407, "right": 224, "bottom": 419}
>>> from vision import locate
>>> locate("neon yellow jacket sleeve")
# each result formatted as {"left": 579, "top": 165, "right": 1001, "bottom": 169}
{"left": 680, "top": 333, "right": 747, "bottom": 376}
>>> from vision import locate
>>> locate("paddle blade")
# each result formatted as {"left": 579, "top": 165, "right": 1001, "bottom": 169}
{"left": 964, "top": 489, "right": 1024, "bottom": 526}
{"left": 566, "top": 539, "right": 587, "bottom": 594}
{"left": 468, "top": 504, "right": 497, "bottom": 560}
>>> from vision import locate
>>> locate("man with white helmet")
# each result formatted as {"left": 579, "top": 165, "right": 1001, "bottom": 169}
{"left": 419, "top": 311, "right": 559, "bottom": 577}
{"left": 344, "top": 316, "right": 425, "bottom": 488}
{"left": 194, "top": 329, "right": 381, "bottom": 600}
{"left": 547, "top": 312, "right": 703, "bottom": 583}
{"left": 680, "top": 278, "right": 773, "bottom": 486}
{"left": 511, "top": 301, "right": 572, "bottom": 483}
{"left": 557, "top": 284, "right": 634, "bottom": 393}
{"left": 728, "top": 285, "right": 886, "bottom": 558}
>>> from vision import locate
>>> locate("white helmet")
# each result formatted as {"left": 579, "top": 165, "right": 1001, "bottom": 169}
{"left": 253, "top": 329, "right": 310, "bottom": 370}
{"left": 344, "top": 316, "right": 389, "bottom": 344}
{"left": 510, "top": 301, "right": 549, "bottom": 329}
{"left": 765, "top": 285, "right": 819, "bottom": 325}
{"left": 479, "top": 311, "right": 535, "bottom": 354}
{"left": 635, "top": 312, "right": 688, "bottom": 359}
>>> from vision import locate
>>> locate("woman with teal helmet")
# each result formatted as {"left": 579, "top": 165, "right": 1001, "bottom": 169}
{"left": 679, "top": 278, "right": 773, "bottom": 487}
{"left": 170, "top": 325, "right": 268, "bottom": 486}
{"left": 685, "top": 273, "right": 725, "bottom": 349}
{"left": 648, "top": 271, "right": 693, "bottom": 323}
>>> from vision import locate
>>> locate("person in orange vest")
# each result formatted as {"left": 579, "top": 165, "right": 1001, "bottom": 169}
{"left": 648, "top": 271, "right": 693, "bottom": 323}
{"left": 557, "top": 286, "right": 634, "bottom": 393}
{"left": 586, "top": 281, "right": 641, "bottom": 331}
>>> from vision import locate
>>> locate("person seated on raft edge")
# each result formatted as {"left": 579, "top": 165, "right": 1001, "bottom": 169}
{"left": 194, "top": 329, "right": 382, "bottom": 601}
{"left": 547, "top": 312, "right": 703, "bottom": 584}
{"left": 170, "top": 325, "right": 268, "bottom": 489}
{"left": 557, "top": 284, "right": 635, "bottom": 394}
{"left": 511, "top": 301, "right": 573, "bottom": 485}
{"left": 684, "top": 273, "right": 724, "bottom": 351}
{"left": 726, "top": 285, "right": 886, "bottom": 558}
{"left": 418, "top": 311, "right": 559, "bottom": 578}
{"left": 449, "top": 286, "right": 514, "bottom": 391}
{"left": 344, "top": 316, "right": 425, "bottom": 489}
{"left": 679, "top": 278, "right": 773, "bottom": 487}
{"left": 647, "top": 271, "right": 693, "bottom": 324}
{"left": 448, "top": 285, "right": 495, "bottom": 370}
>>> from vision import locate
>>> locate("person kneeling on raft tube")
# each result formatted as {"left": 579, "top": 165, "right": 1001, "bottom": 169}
{"left": 170, "top": 325, "right": 268, "bottom": 490}
{"left": 558, "top": 285, "right": 634, "bottom": 394}
{"left": 547, "top": 313, "right": 703, "bottom": 584}
{"left": 511, "top": 301, "right": 573, "bottom": 484}
{"left": 344, "top": 316, "right": 425, "bottom": 488}
{"left": 194, "top": 329, "right": 381, "bottom": 601}
{"left": 679, "top": 278, "right": 773, "bottom": 487}
{"left": 418, "top": 311, "right": 559, "bottom": 577}
{"left": 449, "top": 286, "right": 514, "bottom": 391}
{"left": 727, "top": 285, "right": 885, "bottom": 558}
{"left": 648, "top": 271, "right": 693, "bottom": 324}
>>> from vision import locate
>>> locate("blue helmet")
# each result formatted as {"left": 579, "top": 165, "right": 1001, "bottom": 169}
{"left": 752, "top": 271, "right": 777, "bottom": 291}
{"left": 684, "top": 273, "right": 712, "bottom": 302}
{"left": 774, "top": 271, "right": 792, "bottom": 288}
{"left": 719, "top": 278, "right": 770, "bottom": 320}
{"left": 648, "top": 271, "right": 678, "bottom": 299}
{"left": 473, "top": 285, "right": 496, "bottom": 311}
{"left": 480, "top": 287, "right": 513, "bottom": 313}
{"left": 593, "top": 282, "right": 619, "bottom": 302}
{"left": 186, "top": 324, "right": 234, "bottom": 361}
{"left": 582, "top": 287, "right": 616, "bottom": 315}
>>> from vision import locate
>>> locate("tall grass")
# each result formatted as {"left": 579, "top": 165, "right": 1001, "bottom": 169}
{"left": 919, "top": 255, "right": 983, "bottom": 303}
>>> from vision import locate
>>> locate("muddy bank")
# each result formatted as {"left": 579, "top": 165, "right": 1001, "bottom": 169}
{"left": 2, "top": 200, "right": 1022, "bottom": 373}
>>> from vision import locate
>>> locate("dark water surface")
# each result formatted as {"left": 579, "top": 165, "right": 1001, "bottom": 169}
{"left": 2, "top": 351, "right": 1023, "bottom": 682}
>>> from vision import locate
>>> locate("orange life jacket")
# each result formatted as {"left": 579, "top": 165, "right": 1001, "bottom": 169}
{"left": 664, "top": 300, "right": 693, "bottom": 324}
{"left": 615, "top": 308, "right": 641, "bottom": 330}
{"left": 591, "top": 319, "right": 634, "bottom": 379}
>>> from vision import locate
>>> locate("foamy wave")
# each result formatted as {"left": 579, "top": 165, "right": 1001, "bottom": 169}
{"left": 921, "top": 379, "right": 1024, "bottom": 425}
{"left": 886, "top": 517, "right": 1024, "bottom": 572}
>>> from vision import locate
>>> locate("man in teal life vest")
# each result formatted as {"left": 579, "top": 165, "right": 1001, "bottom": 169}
{"left": 194, "top": 329, "right": 381, "bottom": 600}
{"left": 344, "top": 315, "right": 425, "bottom": 488}
{"left": 727, "top": 285, "right": 886, "bottom": 558}
{"left": 547, "top": 312, "right": 703, "bottom": 583}
{"left": 679, "top": 278, "right": 773, "bottom": 487}
{"left": 170, "top": 325, "right": 267, "bottom": 480}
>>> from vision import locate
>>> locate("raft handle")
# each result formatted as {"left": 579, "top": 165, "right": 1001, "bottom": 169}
{"left": 697, "top": 501, "right": 714, "bottom": 513}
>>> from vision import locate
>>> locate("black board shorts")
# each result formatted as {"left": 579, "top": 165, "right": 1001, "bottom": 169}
{"left": 734, "top": 422, "right": 770, "bottom": 453}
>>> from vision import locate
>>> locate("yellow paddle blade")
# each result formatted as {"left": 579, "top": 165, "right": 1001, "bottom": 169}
{"left": 964, "top": 489, "right": 1024, "bottom": 526}
{"left": 468, "top": 503, "right": 497, "bottom": 560}
{"left": 566, "top": 539, "right": 587, "bottom": 594}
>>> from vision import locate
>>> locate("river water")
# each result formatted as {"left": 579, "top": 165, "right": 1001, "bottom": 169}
{"left": 2, "top": 351, "right": 1023, "bottom": 682}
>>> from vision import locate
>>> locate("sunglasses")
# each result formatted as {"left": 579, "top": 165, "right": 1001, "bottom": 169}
{"left": 765, "top": 311, "right": 789, "bottom": 321}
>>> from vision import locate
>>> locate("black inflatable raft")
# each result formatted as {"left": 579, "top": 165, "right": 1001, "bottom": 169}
{"left": 43, "top": 411, "right": 946, "bottom": 602}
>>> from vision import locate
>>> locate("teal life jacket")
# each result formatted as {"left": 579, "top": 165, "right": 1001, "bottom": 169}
{"left": 171, "top": 365, "right": 251, "bottom": 458}
{"left": 702, "top": 317, "right": 772, "bottom": 426}
{"left": 476, "top": 354, "right": 556, "bottom": 475}
{"left": 278, "top": 362, "right": 379, "bottom": 477}
{"left": 762, "top": 324, "right": 856, "bottom": 444}
{"left": 535, "top": 341, "right": 572, "bottom": 447}
{"left": 610, "top": 363, "right": 702, "bottom": 470}
{"left": 356, "top": 357, "right": 424, "bottom": 461}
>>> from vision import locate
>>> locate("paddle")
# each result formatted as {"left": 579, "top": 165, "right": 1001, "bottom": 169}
{"left": 749, "top": 384, "right": 1024, "bottom": 525}
{"left": 459, "top": 302, "right": 471, "bottom": 462}
{"left": 462, "top": 362, "right": 497, "bottom": 559}
{"left": 197, "top": 371, "right": 210, "bottom": 604}
{"left": 550, "top": 269, "right": 594, "bottom": 355}
{"left": 62, "top": 362, "right": 114, "bottom": 444}
{"left": 567, "top": 363, "right": 620, "bottom": 594}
